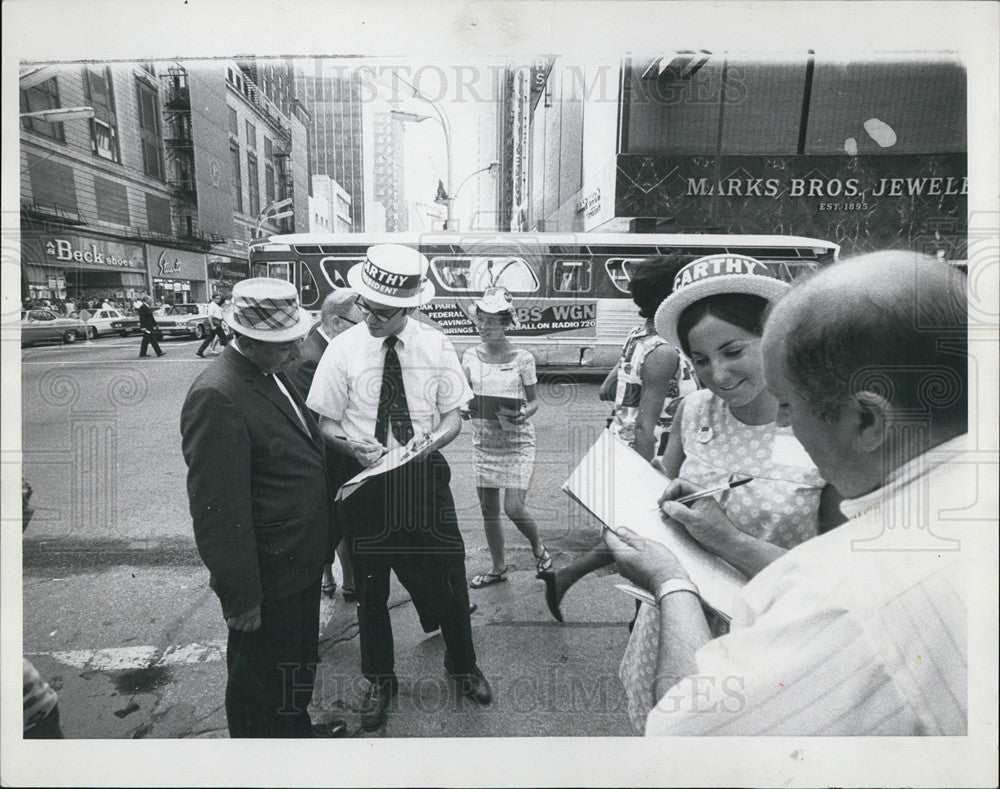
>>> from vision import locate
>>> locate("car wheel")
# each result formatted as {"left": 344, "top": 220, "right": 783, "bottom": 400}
{"left": 118, "top": 330, "right": 129, "bottom": 337}
{"left": 194, "top": 324, "right": 206, "bottom": 340}
{"left": 63, "top": 330, "right": 79, "bottom": 344}
{"left": 87, "top": 326, "right": 98, "bottom": 340}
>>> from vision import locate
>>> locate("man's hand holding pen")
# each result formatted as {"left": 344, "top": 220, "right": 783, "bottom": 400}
{"left": 656, "top": 477, "right": 750, "bottom": 557}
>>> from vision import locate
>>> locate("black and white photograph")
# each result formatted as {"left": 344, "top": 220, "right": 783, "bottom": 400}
{"left": 2, "top": 1, "right": 998, "bottom": 786}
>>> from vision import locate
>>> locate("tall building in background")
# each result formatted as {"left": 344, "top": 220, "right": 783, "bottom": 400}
{"left": 297, "top": 61, "right": 367, "bottom": 231}
{"left": 372, "top": 111, "right": 407, "bottom": 231}
{"left": 19, "top": 58, "right": 311, "bottom": 305}
{"left": 517, "top": 55, "right": 967, "bottom": 260}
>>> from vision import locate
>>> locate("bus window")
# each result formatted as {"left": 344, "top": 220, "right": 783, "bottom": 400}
{"left": 431, "top": 256, "right": 539, "bottom": 293}
{"left": 251, "top": 261, "right": 293, "bottom": 282}
{"left": 320, "top": 257, "right": 363, "bottom": 289}
{"left": 553, "top": 260, "right": 591, "bottom": 293}
{"left": 604, "top": 257, "right": 649, "bottom": 293}
{"left": 299, "top": 260, "right": 320, "bottom": 308}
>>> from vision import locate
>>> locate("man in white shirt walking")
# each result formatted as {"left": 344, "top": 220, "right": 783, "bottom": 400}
{"left": 196, "top": 293, "right": 228, "bottom": 358}
{"left": 308, "top": 244, "right": 492, "bottom": 732}
{"left": 606, "top": 250, "right": 975, "bottom": 736}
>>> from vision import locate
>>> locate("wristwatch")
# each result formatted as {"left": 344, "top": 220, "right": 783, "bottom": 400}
{"left": 654, "top": 578, "right": 700, "bottom": 605}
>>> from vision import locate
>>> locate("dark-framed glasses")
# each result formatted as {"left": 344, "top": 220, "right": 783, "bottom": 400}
{"left": 356, "top": 298, "right": 404, "bottom": 323}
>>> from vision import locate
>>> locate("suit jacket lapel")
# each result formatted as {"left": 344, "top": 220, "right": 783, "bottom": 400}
{"left": 223, "top": 345, "right": 322, "bottom": 448}
{"left": 275, "top": 369, "right": 323, "bottom": 445}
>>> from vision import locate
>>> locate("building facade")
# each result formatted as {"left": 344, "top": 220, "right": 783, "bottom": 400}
{"left": 309, "top": 174, "right": 353, "bottom": 233}
{"left": 19, "top": 58, "right": 311, "bottom": 307}
{"left": 297, "top": 62, "right": 368, "bottom": 232}
{"left": 513, "top": 55, "right": 967, "bottom": 260}
{"left": 372, "top": 112, "right": 408, "bottom": 232}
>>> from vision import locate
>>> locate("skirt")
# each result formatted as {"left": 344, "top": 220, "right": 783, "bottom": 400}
{"left": 470, "top": 418, "right": 535, "bottom": 490}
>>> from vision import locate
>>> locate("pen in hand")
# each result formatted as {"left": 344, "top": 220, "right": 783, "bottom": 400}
{"left": 652, "top": 475, "right": 753, "bottom": 510}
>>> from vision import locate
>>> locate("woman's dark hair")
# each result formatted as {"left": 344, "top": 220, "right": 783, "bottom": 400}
{"left": 474, "top": 306, "right": 514, "bottom": 326}
{"left": 676, "top": 293, "right": 770, "bottom": 357}
{"left": 628, "top": 255, "right": 686, "bottom": 318}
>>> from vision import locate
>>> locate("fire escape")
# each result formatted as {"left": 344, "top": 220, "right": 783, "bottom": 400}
{"left": 161, "top": 66, "right": 212, "bottom": 249}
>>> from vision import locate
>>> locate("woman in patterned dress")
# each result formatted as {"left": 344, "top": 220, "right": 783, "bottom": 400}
{"left": 617, "top": 259, "right": 844, "bottom": 732}
{"left": 539, "top": 257, "right": 699, "bottom": 620}
{"left": 462, "top": 288, "right": 553, "bottom": 588}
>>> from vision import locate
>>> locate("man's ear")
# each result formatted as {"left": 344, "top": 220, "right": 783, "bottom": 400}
{"left": 853, "top": 390, "right": 890, "bottom": 453}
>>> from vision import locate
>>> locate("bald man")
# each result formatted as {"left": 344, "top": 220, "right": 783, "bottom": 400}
{"left": 606, "top": 251, "right": 973, "bottom": 736}
{"left": 285, "top": 288, "right": 364, "bottom": 600}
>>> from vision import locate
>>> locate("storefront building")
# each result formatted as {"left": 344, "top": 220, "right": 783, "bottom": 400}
{"left": 519, "top": 55, "right": 968, "bottom": 261}
{"left": 145, "top": 243, "right": 208, "bottom": 304}
{"left": 207, "top": 254, "right": 251, "bottom": 298}
{"left": 21, "top": 231, "right": 147, "bottom": 307}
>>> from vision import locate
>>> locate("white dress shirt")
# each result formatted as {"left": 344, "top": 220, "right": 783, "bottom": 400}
{"left": 306, "top": 317, "right": 472, "bottom": 442}
{"left": 645, "top": 433, "right": 972, "bottom": 736}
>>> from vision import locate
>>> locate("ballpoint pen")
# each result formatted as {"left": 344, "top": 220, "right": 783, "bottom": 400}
{"left": 652, "top": 475, "right": 753, "bottom": 509}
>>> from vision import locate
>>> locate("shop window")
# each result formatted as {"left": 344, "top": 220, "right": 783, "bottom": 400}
{"left": 26, "top": 153, "right": 78, "bottom": 214}
{"left": 20, "top": 77, "right": 65, "bottom": 141}
{"left": 245, "top": 120, "right": 256, "bottom": 149}
{"left": 228, "top": 107, "right": 238, "bottom": 137}
{"left": 247, "top": 151, "right": 260, "bottom": 217}
{"left": 136, "top": 79, "right": 164, "bottom": 180}
{"left": 145, "top": 193, "right": 172, "bottom": 235}
{"left": 83, "top": 66, "right": 120, "bottom": 163}
{"left": 552, "top": 260, "right": 592, "bottom": 292}
{"left": 94, "top": 176, "right": 130, "bottom": 225}
{"left": 231, "top": 143, "right": 243, "bottom": 212}
{"left": 265, "top": 162, "right": 276, "bottom": 204}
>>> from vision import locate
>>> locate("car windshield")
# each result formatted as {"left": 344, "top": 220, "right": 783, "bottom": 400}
{"left": 167, "top": 305, "right": 199, "bottom": 315}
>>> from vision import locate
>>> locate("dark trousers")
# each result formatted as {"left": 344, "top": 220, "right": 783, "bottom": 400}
{"left": 139, "top": 330, "right": 163, "bottom": 357}
{"left": 225, "top": 581, "right": 321, "bottom": 738}
{"left": 197, "top": 324, "right": 229, "bottom": 355}
{"left": 339, "top": 452, "right": 477, "bottom": 684}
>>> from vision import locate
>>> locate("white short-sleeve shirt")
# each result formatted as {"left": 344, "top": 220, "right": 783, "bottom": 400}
{"left": 307, "top": 316, "right": 473, "bottom": 442}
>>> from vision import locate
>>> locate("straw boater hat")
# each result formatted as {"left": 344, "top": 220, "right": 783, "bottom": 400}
{"left": 222, "top": 277, "right": 313, "bottom": 342}
{"left": 654, "top": 254, "right": 790, "bottom": 348}
{"left": 347, "top": 244, "right": 435, "bottom": 307}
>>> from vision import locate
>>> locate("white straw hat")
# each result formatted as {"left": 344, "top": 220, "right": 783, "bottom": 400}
{"left": 654, "top": 254, "right": 790, "bottom": 347}
{"left": 222, "top": 277, "right": 313, "bottom": 342}
{"left": 347, "top": 244, "right": 435, "bottom": 307}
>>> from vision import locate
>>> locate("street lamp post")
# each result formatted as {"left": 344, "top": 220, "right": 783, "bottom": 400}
{"left": 254, "top": 197, "right": 295, "bottom": 238}
{"left": 391, "top": 108, "right": 454, "bottom": 228}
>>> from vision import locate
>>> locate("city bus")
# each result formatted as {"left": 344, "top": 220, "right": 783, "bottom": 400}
{"left": 248, "top": 232, "right": 839, "bottom": 371}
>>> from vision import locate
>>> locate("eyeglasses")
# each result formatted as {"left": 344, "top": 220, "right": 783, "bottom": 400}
{"left": 356, "top": 298, "right": 404, "bottom": 323}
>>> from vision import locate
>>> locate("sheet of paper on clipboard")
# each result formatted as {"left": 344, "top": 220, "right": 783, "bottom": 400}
{"left": 335, "top": 428, "right": 446, "bottom": 502}
{"left": 561, "top": 429, "right": 747, "bottom": 621}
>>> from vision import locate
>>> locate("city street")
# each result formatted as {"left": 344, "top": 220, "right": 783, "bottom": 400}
{"left": 20, "top": 336, "right": 638, "bottom": 738}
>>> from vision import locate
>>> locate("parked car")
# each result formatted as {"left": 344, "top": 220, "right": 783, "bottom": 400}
{"left": 21, "top": 309, "right": 88, "bottom": 346}
{"left": 82, "top": 307, "right": 129, "bottom": 339}
{"left": 154, "top": 303, "right": 214, "bottom": 339}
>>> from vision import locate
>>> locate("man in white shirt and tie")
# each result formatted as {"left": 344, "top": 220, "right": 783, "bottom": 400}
{"left": 308, "top": 244, "right": 492, "bottom": 732}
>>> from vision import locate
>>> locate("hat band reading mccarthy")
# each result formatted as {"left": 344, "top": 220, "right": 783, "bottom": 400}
{"left": 673, "top": 254, "right": 775, "bottom": 292}
{"left": 230, "top": 294, "right": 301, "bottom": 331}
{"left": 360, "top": 257, "right": 424, "bottom": 298}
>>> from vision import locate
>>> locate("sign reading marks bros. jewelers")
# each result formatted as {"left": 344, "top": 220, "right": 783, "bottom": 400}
{"left": 613, "top": 153, "right": 968, "bottom": 259}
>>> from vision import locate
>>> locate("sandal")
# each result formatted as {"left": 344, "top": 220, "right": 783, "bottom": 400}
{"left": 470, "top": 567, "right": 509, "bottom": 589}
{"left": 533, "top": 546, "right": 553, "bottom": 575}
{"left": 538, "top": 570, "right": 564, "bottom": 623}
{"left": 321, "top": 579, "right": 338, "bottom": 598}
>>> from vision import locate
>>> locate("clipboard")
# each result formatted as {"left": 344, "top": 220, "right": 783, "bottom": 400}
{"left": 335, "top": 428, "right": 446, "bottom": 501}
{"left": 561, "top": 430, "right": 746, "bottom": 621}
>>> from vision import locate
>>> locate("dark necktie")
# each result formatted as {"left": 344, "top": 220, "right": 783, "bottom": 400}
{"left": 374, "top": 335, "right": 414, "bottom": 446}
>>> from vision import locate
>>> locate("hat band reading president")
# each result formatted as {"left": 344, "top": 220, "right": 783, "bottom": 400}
{"left": 360, "top": 257, "right": 424, "bottom": 298}
{"left": 673, "top": 254, "right": 773, "bottom": 292}
{"left": 230, "top": 294, "right": 301, "bottom": 331}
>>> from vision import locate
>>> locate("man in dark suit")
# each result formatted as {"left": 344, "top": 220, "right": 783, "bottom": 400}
{"left": 136, "top": 295, "right": 165, "bottom": 358}
{"left": 180, "top": 277, "right": 345, "bottom": 738}
{"left": 285, "top": 288, "right": 363, "bottom": 601}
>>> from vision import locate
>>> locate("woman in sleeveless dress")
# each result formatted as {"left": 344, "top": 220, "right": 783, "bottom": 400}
{"left": 462, "top": 288, "right": 553, "bottom": 588}
{"left": 539, "top": 257, "right": 699, "bottom": 620}
{"left": 617, "top": 258, "right": 844, "bottom": 732}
